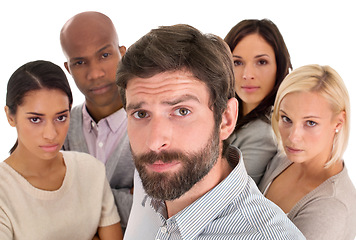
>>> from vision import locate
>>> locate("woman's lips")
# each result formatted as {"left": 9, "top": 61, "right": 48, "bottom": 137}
{"left": 286, "top": 146, "right": 303, "bottom": 154}
{"left": 241, "top": 86, "right": 259, "bottom": 93}
{"left": 40, "top": 144, "right": 59, "bottom": 152}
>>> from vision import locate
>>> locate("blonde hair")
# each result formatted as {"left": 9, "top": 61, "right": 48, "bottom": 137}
{"left": 272, "top": 64, "right": 350, "bottom": 167}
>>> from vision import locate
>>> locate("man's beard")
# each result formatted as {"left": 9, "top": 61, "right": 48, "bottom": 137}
{"left": 133, "top": 127, "right": 220, "bottom": 201}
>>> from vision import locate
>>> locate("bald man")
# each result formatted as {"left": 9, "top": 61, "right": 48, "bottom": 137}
{"left": 60, "top": 11, "right": 134, "bottom": 231}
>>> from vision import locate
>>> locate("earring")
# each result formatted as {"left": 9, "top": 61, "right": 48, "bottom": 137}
{"left": 335, "top": 129, "right": 339, "bottom": 133}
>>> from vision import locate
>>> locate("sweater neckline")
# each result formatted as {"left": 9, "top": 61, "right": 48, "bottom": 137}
{"left": 0, "top": 152, "right": 74, "bottom": 200}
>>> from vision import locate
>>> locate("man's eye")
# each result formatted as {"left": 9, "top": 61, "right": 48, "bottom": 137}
{"left": 102, "top": 53, "right": 110, "bottom": 58}
{"left": 174, "top": 108, "right": 191, "bottom": 116}
{"left": 133, "top": 111, "right": 148, "bottom": 119}
{"left": 74, "top": 60, "right": 84, "bottom": 66}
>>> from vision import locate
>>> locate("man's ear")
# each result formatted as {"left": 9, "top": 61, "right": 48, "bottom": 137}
{"left": 64, "top": 62, "right": 71, "bottom": 74}
{"left": 219, "top": 98, "right": 238, "bottom": 140}
{"left": 4, "top": 106, "right": 16, "bottom": 127}
{"left": 119, "top": 45, "right": 126, "bottom": 57}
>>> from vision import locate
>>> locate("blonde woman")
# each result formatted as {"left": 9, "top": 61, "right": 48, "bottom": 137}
{"left": 259, "top": 64, "right": 356, "bottom": 239}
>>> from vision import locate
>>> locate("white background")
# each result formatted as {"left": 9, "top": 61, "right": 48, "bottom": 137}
{"left": 1, "top": 0, "right": 355, "bottom": 186}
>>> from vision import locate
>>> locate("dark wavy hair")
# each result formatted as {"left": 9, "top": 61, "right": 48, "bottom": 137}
{"left": 224, "top": 19, "right": 292, "bottom": 130}
{"left": 6, "top": 60, "right": 73, "bottom": 154}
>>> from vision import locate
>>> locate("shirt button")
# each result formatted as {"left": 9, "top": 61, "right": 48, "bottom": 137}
{"left": 98, "top": 142, "right": 103, "bottom": 148}
{"left": 161, "top": 226, "right": 167, "bottom": 233}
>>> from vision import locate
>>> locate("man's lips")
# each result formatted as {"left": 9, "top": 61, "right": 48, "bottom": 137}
{"left": 146, "top": 161, "right": 180, "bottom": 173}
{"left": 90, "top": 84, "right": 112, "bottom": 95}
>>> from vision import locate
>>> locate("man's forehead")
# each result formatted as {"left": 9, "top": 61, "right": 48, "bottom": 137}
{"left": 125, "top": 71, "right": 210, "bottom": 108}
{"left": 126, "top": 71, "right": 204, "bottom": 91}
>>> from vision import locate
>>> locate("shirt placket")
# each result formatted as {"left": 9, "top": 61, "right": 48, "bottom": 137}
{"left": 155, "top": 218, "right": 180, "bottom": 240}
{"left": 95, "top": 122, "right": 109, "bottom": 163}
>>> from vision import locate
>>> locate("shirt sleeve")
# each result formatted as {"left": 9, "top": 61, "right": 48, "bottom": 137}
{"left": 290, "top": 198, "right": 347, "bottom": 240}
{"left": 99, "top": 177, "right": 121, "bottom": 227}
{"left": 0, "top": 207, "right": 12, "bottom": 240}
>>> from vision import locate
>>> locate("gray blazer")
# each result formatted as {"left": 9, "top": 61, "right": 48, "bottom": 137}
{"left": 228, "top": 118, "right": 277, "bottom": 184}
{"left": 63, "top": 104, "right": 135, "bottom": 228}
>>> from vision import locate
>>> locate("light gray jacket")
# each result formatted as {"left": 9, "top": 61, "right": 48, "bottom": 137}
{"left": 228, "top": 118, "right": 277, "bottom": 184}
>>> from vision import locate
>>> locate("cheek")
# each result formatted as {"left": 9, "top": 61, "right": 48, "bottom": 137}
{"left": 263, "top": 71, "right": 276, "bottom": 91}
{"left": 127, "top": 122, "right": 143, "bottom": 150}
{"left": 278, "top": 126, "right": 289, "bottom": 141}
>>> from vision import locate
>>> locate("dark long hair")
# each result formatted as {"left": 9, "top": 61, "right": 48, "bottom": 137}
{"left": 224, "top": 19, "right": 292, "bottom": 130}
{"left": 6, "top": 60, "right": 73, "bottom": 154}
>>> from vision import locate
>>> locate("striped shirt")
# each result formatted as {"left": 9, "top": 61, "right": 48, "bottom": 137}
{"left": 147, "top": 146, "right": 305, "bottom": 240}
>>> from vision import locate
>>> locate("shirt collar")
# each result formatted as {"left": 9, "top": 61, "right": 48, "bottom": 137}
{"left": 144, "top": 146, "right": 249, "bottom": 239}
{"left": 82, "top": 104, "right": 127, "bottom": 133}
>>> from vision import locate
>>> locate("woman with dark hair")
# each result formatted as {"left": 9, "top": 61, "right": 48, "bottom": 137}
{"left": 1, "top": 60, "right": 123, "bottom": 240}
{"left": 224, "top": 19, "right": 292, "bottom": 184}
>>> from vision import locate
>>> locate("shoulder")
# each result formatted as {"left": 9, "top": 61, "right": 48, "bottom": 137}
{"left": 231, "top": 119, "right": 274, "bottom": 143}
{"left": 61, "top": 151, "right": 105, "bottom": 177}
{"left": 290, "top": 197, "right": 350, "bottom": 239}
{"left": 232, "top": 181, "right": 303, "bottom": 239}
{"left": 69, "top": 104, "right": 84, "bottom": 122}
{"left": 290, "top": 168, "right": 356, "bottom": 233}
{"left": 71, "top": 104, "right": 83, "bottom": 114}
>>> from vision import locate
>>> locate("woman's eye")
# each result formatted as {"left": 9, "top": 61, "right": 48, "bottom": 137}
{"left": 133, "top": 110, "right": 148, "bottom": 119}
{"left": 30, "top": 117, "right": 41, "bottom": 124}
{"left": 174, "top": 108, "right": 191, "bottom": 116}
{"left": 281, "top": 115, "right": 291, "bottom": 123}
{"left": 258, "top": 59, "right": 268, "bottom": 65}
{"left": 57, "top": 115, "right": 67, "bottom": 122}
{"left": 233, "top": 60, "right": 243, "bottom": 66}
{"left": 306, "top": 120, "right": 317, "bottom": 127}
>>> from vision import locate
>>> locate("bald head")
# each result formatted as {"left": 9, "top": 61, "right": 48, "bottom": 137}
{"left": 60, "top": 11, "right": 119, "bottom": 58}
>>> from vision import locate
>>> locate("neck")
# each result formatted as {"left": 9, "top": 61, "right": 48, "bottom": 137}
{"left": 242, "top": 102, "right": 258, "bottom": 117}
{"left": 85, "top": 96, "right": 123, "bottom": 123}
{"left": 6, "top": 148, "right": 63, "bottom": 178}
{"left": 293, "top": 158, "right": 343, "bottom": 186}
{"left": 165, "top": 156, "right": 232, "bottom": 218}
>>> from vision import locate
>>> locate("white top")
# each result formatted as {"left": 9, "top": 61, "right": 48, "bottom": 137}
{"left": 0, "top": 151, "right": 120, "bottom": 240}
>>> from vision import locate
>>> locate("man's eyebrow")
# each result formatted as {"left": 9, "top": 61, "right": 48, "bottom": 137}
{"left": 70, "top": 45, "right": 112, "bottom": 62}
{"left": 126, "top": 102, "right": 145, "bottom": 111}
{"left": 162, "top": 94, "right": 200, "bottom": 105}
{"left": 126, "top": 94, "right": 200, "bottom": 111}
{"left": 96, "top": 44, "right": 112, "bottom": 54}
